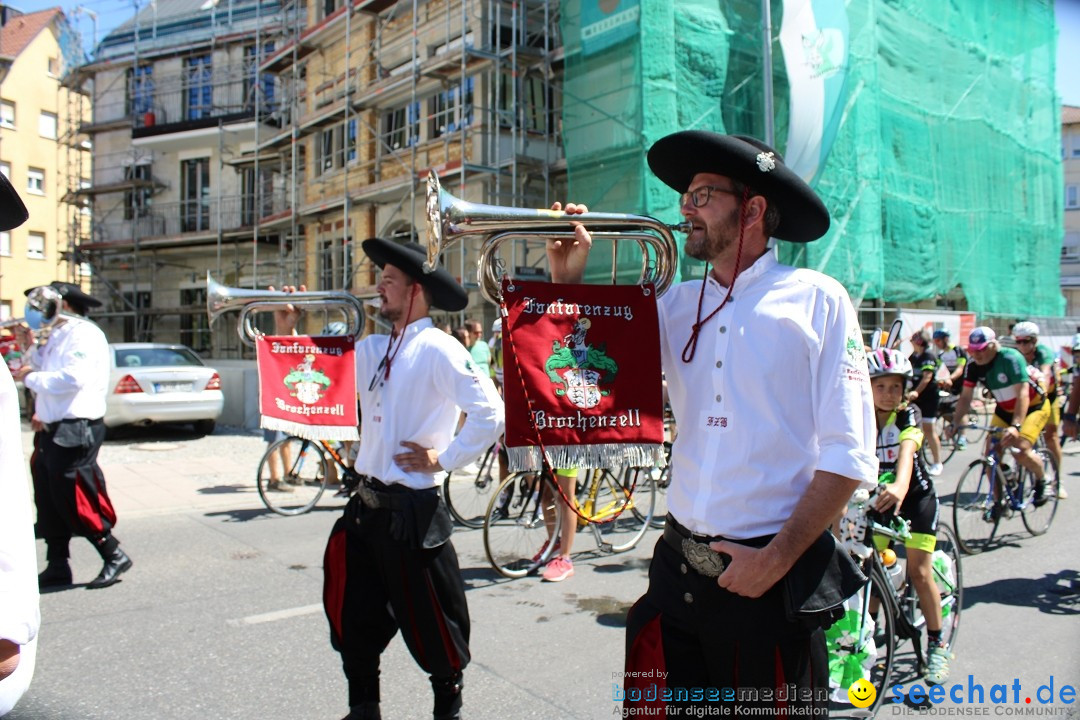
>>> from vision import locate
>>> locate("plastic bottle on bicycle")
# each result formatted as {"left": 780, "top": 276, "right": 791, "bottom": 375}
{"left": 865, "top": 346, "right": 954, "bottom": 685}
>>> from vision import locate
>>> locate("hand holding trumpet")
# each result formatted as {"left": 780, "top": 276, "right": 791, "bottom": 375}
{"left": 268, "top": 284, "right": 306, "bottom": 336}
{"left": 545, "top": 202, "right": 592, "bottom": 284}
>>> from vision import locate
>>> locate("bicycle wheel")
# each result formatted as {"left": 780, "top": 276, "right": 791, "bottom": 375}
{"left": 483, "top": 473, "right": 561, "bottom": 579}
{"left": 933, "top": 523, "right": 963, "bottom": 650}
{"left": 443, "top": 445, "right": 500, "bottom": 529}
{"left": 256, "top": 436, "right": 329, "bottom": 516}
{"left": 865, "top": 571, "right": 897, "bottom": 715}
{"left": 583, "top": 468, "right": 656, "bottom": 553}
{"left": 966, "top": 395, "right": 991, "bottom": 445}
{"left": 1021, "top": 448, "right": 1060, "bottom": 536}
{"left": 951, "top": 460, "right": 1002, "bottom": 554}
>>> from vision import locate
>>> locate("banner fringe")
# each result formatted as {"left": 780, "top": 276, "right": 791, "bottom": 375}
{"left": 261, "top": 416, "right": 359, "bottom": 442}
{"left": 506, "top": 443, "right": 667, "bottom": 473}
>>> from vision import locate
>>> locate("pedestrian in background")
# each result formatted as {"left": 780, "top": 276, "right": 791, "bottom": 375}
{"left": 464, "top": 319, "right": 491, "bottom": 379}
{"left": 908, "top": 330, "right": 944, "bottom": 476}
{"left": 13, "top": 282, "right": 132, "bottom": 590}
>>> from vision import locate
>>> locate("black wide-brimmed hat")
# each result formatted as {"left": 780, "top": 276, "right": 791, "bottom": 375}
{"left": 0, "top": 172, "right": 29, "bottom": 231}
{"left": 362, "top": 238, "right": 468, "bottom": 312}
{"left": 647, "top": 131, "right": 830, "bottom": 243}
{"left": 24, "top": 281, "right": 102, "bottom": 314}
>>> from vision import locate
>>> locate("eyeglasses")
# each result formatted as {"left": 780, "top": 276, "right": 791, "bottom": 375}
{"left": 680, "top": 185, "right": 739, "bottom": 209}
{"left": 1016, "top": 338, "right": 1036, "bottom": 345}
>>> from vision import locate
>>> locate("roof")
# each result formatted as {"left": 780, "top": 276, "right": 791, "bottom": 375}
{"left": 0, "top": 8, "right": 60, "bottom": 59}
{"left": 1065, "top": 105, "right": 1080, "bottom": 126}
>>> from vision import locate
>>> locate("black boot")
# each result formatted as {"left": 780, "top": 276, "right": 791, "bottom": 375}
{"left": 341, "top": 703, "right": 381, "bottom": 720}
{"left": 432, "top": 674, "right": 463, "bottom": 720}
{"left": 38, "top": 561, "right": 73, "bottom": 588}
{"left": 87, "top": 539, "right": 132, "bottom": 590}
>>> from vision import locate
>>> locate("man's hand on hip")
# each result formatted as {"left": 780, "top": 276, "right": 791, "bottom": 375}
{"left": 393, "top": 441, "right": 444, "bottom": 474}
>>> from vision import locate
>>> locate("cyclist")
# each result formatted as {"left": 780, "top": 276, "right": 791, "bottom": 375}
{"left": 932, "top": 329, "right": 969, "bottom": 449}
{"left": 949, "top": 327, "right": 1051, "bottom": 506}
{"left": 908, "top": 330, "right": 944, "bottom": 475}
{"left": 866, "top": 347, "right": 952, "bottom": 685}
{"left": 1012, "top": 322, "right": 1063, "bottom": 495}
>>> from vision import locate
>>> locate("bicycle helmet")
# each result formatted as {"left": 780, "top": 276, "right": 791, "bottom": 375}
{"left": 1012, "top": 321, "right": 1039, "bottom": 340}
{"left": 932, "top": 329, "right": 950, "bottom": 340}
{"left": 321, "top": 321, "right": 348, "bottom": 336}
{"left": 866, "top": 347, "right": 912, "bottom": 381}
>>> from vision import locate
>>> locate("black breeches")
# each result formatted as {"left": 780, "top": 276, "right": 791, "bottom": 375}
{"left": 323, "top": 500, "right": 470, "bottom": 707}
{"left": 623, "top": 538, "right": 829, "bottom": 716}
{"left": 31, "top": 419, "right": 116, "bottom": 552}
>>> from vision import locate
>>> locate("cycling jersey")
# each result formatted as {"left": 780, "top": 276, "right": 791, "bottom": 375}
{"left": 938, "top": 343, "right": 968, "bottom": 373}
{"left": 1029, "top": 343, "right": 1059, "bottom": 398}
{"left": 873, "top": 404, "right": 937, "bottom": 542}
{"left": 963, "top": 346, "right": 1045, "bottom": 416}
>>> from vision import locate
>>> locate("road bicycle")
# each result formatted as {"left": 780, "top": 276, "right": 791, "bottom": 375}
{"left": 256, "top": 436, "right": 359, "bottom": 515}
{"left": 952, "top": 425, "right": 1060, "bottom": 554}
{"left": 831, "top": 491, "right": 963, "bottom": 717}
{"left": 441, "top": 439, "right": 502, "bottom": 529}
{"left": 482, "top": 466, "right": 657, "bottom": 578}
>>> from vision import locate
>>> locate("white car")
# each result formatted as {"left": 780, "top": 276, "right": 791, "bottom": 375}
{"left": 105, "top": 343, "right": 224, "bottom": 434}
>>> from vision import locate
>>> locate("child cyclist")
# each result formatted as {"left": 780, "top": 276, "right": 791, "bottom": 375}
{"left": 867, "top": 347, "right": 952, "bottom": 685}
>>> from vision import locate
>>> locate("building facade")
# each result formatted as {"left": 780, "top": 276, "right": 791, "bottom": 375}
{"left": 0, "top": 7, "right": 89, "bottom": 320}
{"left": 1062, "top": 105, "right": 1080, "bottom": 315}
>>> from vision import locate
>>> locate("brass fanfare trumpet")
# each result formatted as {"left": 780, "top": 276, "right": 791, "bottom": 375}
{"left": 423, "top": 171, "right": 689, "bottom": 303}
{"left": 206, "top": 273, "right": 367, "bottom": 346}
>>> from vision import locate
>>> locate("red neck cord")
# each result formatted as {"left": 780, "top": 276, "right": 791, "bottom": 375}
{"left": 382, "top": 290, "right": 417, "bottom": 380}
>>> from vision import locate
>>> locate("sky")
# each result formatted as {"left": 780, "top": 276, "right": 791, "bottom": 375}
{"left": 4, "top": 0, "right": 1080, "bottom": 103}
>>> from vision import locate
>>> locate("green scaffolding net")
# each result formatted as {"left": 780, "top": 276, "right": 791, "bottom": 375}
{"left": 560, "top": 0, "right": 1062, "bottom": 316}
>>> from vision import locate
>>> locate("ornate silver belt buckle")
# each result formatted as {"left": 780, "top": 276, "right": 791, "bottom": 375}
{"left": 681, "top": 537, "right": 725, "bottom": 577}
{"left": 356, "top": 484, "right": 382, "bottom": 509}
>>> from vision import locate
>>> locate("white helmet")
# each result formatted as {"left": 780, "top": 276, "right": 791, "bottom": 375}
{"left": 1012, "top": 321, "right": 1039, "bottom": 340}
{"left": 867, "top": 347, "right": 912, "bottom": 381}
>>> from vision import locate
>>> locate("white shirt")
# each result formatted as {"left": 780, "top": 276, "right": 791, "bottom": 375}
{"left": 659, "top": 250, "right": 877, "bottom": 538}
{"left": 0, "top": 365, "right": 39, "bottom": 715}
{"left": 23, "top": 317, "right": 110, "bottom": 423}
{"left": 354, "top": 317, "right": 504, "bottom": 490}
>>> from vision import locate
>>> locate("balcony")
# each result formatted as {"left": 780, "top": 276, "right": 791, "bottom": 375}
{"left": 82, "top": 191, "right": 296, "bottom": 251}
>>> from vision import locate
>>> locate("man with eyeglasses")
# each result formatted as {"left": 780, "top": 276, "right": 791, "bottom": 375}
{"left": 1012, "top": 322, "right": 1065, "bottom": 497}
{"left": 949, "top": 326, "right": 1052, "bottom": 506}
{"left": 275, "top": 239, "right": 503, "bottom": 720}
{"left": 547, "top": 132, "right": 876, "bottom": 715}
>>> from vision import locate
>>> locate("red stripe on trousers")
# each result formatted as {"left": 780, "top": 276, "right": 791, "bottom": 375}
{"left": 74, "top": 478, "right": 104, "bottom": 534}
{"left": 423, "top": 568, "right": 461, "bottom": 673}
{"left": 624, "top": 613, "right": 666, "bottom": 714}
{"left": 323, "top": 530, "right": 347, "bottom": 641}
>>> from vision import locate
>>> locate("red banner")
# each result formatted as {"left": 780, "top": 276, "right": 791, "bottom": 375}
{"left": 257, "top": 335, "right": 359, "bottom": 441}
{"left": 502, "top": 278, "right": 665, "bottom": 471}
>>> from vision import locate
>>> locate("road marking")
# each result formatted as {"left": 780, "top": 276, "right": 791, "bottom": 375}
{"left": 228, "top": 603, "right": 323, "bottom": 627}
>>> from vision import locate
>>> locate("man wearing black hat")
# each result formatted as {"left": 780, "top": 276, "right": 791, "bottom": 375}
{"left": 275, "top": 239, "right": 503, "bottom": 720}
{"left": 548, "top": 132, "right": 876, "bottom": 712}
{"left": 13, "top": 280, "right": 132, "bottom": 590}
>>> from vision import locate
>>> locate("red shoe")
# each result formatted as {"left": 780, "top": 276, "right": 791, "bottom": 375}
{"left": 542, "top": 555, "right": 574, "bottom": 582}
{"left": 532, "top": 538, "right": 560, "bottom": 564}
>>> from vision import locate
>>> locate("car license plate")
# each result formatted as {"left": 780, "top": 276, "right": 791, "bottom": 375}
{"left": 155, "top": 382, "right": 193, "bottom": 393}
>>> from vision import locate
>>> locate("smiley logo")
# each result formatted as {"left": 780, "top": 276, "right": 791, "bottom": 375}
{"left": 848, "top": 678, "right": 877, "bottom": 708}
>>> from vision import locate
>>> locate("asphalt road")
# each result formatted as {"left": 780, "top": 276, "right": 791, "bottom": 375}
{"left": 8, "top": 426, "right": 1080, "bottom": 720}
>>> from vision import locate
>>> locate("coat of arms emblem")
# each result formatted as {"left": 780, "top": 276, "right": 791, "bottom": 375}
{"left": 283, "top": 353, "right": 332, "bottom": 405}
{"left": 544, "top": 318, "right": 618, "bottom": 410}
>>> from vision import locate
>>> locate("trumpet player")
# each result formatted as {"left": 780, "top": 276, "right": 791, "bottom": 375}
{"left": 13, "top": 282, "right": 133, "bottom": 591}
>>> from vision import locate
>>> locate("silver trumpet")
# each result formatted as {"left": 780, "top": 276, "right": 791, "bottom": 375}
{"left": 206, "top": 273, "right": 368, "bottom": 346}
{"left": 423, "top": 170, "right": 689, "bottom": 304}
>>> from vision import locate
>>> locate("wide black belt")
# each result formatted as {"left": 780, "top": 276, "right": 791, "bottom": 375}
{"left": 662, "top": 514, "right": 729, "bottom": 578}
{"left": 354, "top": 476, "right": 415, "bottom": 511}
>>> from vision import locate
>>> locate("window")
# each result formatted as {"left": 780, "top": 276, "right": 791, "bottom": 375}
{"left": 27, "top": 232, "right": 44, "bottom": 259}
{"left": 0, "top": 101, "right": 13, "bottom": 128}
{"left": 184, "top": 55, "right": 213, "bottom": 120}
{"left": 1069, "top": 185, "right": 1079, "bottom": 210}
{"left": 124, "top": 164, "right": 152, "bottom": 219}
{"left": 181, "top": 158, "right": 210, "bottom": 231}
{"left": 27, "top": 168, "right": 45, "bottom": 194}
{"left": 126, "top": 65, "right": 154, "bottom": 117}
{"left": 1064, "top": 232, "right": 1080, "bottom": 260}
{"left": 431, "top": 77, "right": 474, "bottom": 138}
{"left": 0, "top": 231, "right": 10, "bottom": 256}
{"left": 318, "top": 237, "right": 353, "bottom": 291}
{"left": 497, "top": 72, "right": 553, "bottom": 133}
{"left": 244, "top": 43, "right": 277, "bottom": 112}
{"left": 241, "top": 166, "right": 275, "bottom": 224}
{"left": 48, "top": 56, "right": 59, "bottom": 76}
{"left": 380, "top": 102, "right": 420, "bottom": 152}
{"left": 314, "top": 120, "right": 357, "bottom": 175}
{"left": 39, "top": 111, "right": 57, "bottom": 139}
{"left": 0, "top": 162, "right": 9, "bottom": 179}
